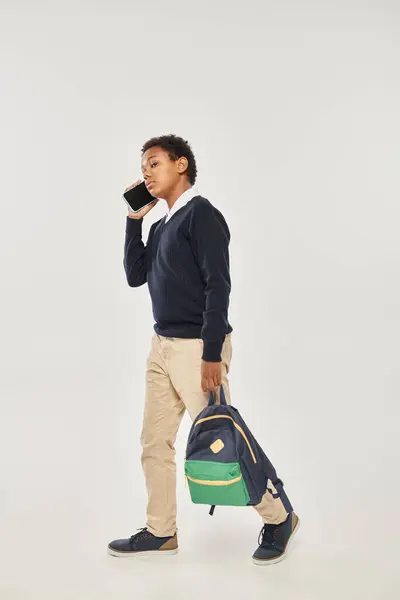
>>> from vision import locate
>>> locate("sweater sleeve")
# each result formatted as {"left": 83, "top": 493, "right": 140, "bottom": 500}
{"left": 189, "top": 201, "right": 231, "bottom": 362}
{"left": 123, "top": 217, "right": 154, "bottom": 287}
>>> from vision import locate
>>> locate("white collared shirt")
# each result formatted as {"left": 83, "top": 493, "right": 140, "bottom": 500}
{"left": 165, "top": 186, "right": 200, "bottom": 223}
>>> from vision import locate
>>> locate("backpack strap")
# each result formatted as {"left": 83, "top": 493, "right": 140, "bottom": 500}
{"left": 208, "top": 385, "right": 227, "bottom": 406}
{"left": 267, "top": 478, "right": 294, "bottom": 513}
{"left": 267, "top": 478, "right": 284, "bottom": 498}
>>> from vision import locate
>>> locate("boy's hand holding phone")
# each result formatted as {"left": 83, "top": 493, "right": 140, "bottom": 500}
{"left": 124, "top": 180, "right": 159, "bottom": 219}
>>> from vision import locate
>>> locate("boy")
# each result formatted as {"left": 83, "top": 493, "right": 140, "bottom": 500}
{"left": 108, "top": 134, "right": 299, "bottom": 564}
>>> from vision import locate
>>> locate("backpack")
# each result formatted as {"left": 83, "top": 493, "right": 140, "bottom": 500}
{"left": 184, "top": 385, "right": 293, "bottom": 516}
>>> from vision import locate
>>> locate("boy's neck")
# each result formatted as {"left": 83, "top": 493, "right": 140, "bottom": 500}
{"left": 165, "top": 181, "right": 193, "bottom": 210}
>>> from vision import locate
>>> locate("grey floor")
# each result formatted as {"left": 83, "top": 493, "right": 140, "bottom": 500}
{"left": 2, "top": 400, "right": 398, "bottom": 600}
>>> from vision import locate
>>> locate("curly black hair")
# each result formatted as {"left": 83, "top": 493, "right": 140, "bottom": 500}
{"left": 141, "top": 134, "right": 197, "bottom": 185}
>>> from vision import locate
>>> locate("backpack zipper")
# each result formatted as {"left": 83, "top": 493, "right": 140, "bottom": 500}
{"left": 194, "top": 416, "right": 257, "bottom": 464}
{"left": 186, "top": 474, "right": 243, "bottom": 486}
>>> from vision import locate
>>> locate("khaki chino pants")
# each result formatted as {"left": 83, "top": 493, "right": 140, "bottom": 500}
{"left": 140, "top": 332, "right": 288, "bottom": 537}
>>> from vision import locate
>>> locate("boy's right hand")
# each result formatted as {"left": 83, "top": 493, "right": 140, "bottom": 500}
{"left": 125, "top": 180, "right": 159, "bottom": 220}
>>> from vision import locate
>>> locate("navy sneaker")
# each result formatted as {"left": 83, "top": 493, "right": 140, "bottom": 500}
{"left": 252, "top": 512, "right": 300, "bottom": 565}
{"left": 108, "top": 527, "right": 178, "bottom": 558}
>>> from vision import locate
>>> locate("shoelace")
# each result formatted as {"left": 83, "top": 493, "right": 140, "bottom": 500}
{"left": 258, "top": 523, "right": 279, "bottom": 547}
{"left": 129, "top": 527, "right": 151, "bottom": 543}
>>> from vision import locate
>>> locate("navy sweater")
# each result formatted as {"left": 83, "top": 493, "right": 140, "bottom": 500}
{"left": 123, "top": 195, "right": 233, "bottom": 362}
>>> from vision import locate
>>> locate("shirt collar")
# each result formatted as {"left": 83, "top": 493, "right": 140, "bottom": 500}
{"left": 165, "top": 186, "right": 200, "bottom": 221}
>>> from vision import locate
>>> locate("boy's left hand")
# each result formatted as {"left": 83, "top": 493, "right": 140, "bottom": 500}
{"left": 201, "top": 361, "right": 222, "bottom": 392}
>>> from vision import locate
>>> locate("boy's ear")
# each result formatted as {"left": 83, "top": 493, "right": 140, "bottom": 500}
{"left": 176, "top": 156, "right": 188, "bottom": 174}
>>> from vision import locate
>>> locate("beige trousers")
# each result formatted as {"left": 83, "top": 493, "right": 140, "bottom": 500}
{"left": 140, "top": 332, "right": 288, "bottom": 537}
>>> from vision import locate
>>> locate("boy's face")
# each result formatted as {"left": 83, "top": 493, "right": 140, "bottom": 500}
{"left": 141, "top": 147, "right": 188, "bottom": 199}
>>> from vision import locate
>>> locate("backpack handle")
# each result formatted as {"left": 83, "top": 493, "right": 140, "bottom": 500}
{"left": 208, "top": 384, "right": 227, "bottom": 406}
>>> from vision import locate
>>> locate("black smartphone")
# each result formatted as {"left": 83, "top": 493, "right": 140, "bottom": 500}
{"left": 123, "top": 182, "right": 157, "bottom": 213}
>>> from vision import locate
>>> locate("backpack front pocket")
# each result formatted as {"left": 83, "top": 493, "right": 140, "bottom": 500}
{"left": 185, "top": 460, "right": 250, "bottom": 506}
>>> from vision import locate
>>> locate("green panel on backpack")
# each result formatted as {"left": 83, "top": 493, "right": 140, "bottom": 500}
{"left": 185, "top": 460, "right": 250, "bottom": 506}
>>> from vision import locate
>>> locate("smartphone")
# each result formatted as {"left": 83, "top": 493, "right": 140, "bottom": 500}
{"left": 123, "top": 181, "right": 157, "bottom": 213}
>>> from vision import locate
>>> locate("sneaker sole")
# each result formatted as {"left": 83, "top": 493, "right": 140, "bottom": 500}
{"left": 108, "top": 547, "right": 178, "bottom": 558}
{"left": 252, "top": 516, "right": 300, "bottom": 566}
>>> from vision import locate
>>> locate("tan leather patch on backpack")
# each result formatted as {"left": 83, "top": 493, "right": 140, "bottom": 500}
{"left": 210, "top": 439, "right": 224, "bottom": 454}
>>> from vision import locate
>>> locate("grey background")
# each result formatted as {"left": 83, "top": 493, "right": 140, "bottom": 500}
{"left": 1, "top": 1, "right": 399, "bottom": 598}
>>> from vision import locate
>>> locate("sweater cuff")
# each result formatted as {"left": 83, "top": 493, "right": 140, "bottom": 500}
{"left": 202, "top": 340, "right": 223, "bottom": 362}
{"left": 126, "top": 216, "right": 143, "bottom": 233}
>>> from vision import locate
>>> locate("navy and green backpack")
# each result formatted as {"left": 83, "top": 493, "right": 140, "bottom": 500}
{"left": 184, "top": 385, "right": 293, "bottom": 515}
